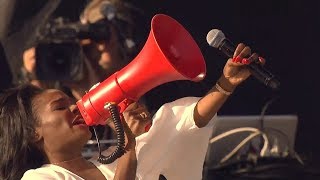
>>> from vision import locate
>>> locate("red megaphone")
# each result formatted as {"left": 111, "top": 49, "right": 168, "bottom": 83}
{"left": 77, "top": 14, "right": 206, "bottom": 126}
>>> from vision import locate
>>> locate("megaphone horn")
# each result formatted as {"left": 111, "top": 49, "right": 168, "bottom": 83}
{"left": 77, "top": 14, "right": 206, "bottom": 126}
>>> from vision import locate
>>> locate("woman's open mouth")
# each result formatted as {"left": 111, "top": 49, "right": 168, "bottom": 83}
{"left": 72, "top": 116, "right": 87, "bottom": 126}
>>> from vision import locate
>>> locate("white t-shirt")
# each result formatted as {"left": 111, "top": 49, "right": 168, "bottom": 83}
{"left": 22, "top": 97, "right": 216, "bottom": 180}
{"left": 21, "top": 163, "right": 109, "bottom": 180}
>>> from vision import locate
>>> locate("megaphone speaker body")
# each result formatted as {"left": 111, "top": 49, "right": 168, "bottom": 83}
{"left": 77, "top": 14, "right": 207, "bottom": 126}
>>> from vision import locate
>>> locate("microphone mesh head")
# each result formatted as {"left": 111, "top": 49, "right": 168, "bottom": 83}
{"left": 206, "top": 29, "right": 226, "bottom": 48}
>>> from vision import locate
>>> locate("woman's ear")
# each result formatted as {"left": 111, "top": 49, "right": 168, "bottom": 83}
{"left": 33, "top": 128, "right": 43, "bottom": 142}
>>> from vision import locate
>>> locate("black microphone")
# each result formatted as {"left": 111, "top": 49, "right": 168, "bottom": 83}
{"left": 206, "top": 29, "right": 280, "bottom": 90}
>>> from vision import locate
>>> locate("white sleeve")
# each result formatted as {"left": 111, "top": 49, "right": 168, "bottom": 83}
{"left": 156, "top": 96, "right": 216, "bottom": 131}
{"left": 137, "top": 97, "right": 216, "bottom": 143}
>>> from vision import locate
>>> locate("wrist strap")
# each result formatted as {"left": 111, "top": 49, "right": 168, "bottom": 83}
{"left": 215, "top": 82, "right": 232, "bottom": 96}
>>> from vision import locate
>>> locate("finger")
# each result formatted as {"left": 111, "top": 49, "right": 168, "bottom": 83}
{"left": 125, "top": 109, "right": 151, "bottom": 122}
{"left": 227, "top": 58, "right": 245, "bottom": 67}
{"left": 258, "top": 57, "right": 266, "bottom": 65}
{"left": 124, "top": 102, "right": 139, "bottom": 111}
{"left": 135, "top": 110, "right": 151, "bottom": 120}
{"left": 122, "top": 119, "right": 132, "bottom": 135}
{"left": 139, "top": 112, "right": 148, "bottom": 119}
{"left": 233, "top": 45, "right": 251, "bottom": 63}
{"left": 121, "top": 119, "right": 136, "bottom": 150}
{"left": 242, "top": 53, "right": 259, "bottom": 64}
{"left": 233, "top": 43, "right": 246, "bottom": 58}
{"left": 126, "top": 105, "right": 146, "bottom": 115}
{"left": 128, "top": 104, "right": 150, "bottom": 114}
{"left": 239, "top": 46, "right": 251, "bottom": 59}
{"left": 135, "top": 105, "right": 149, "bottom": 112}
{"left": 138, "top": 103, "right": 148, "bottom": 110}
{"left": 126, "top": 102, "right": 148, "bottom": 112}
{"left": 233, "top": 46, "right": 251, "bottom": 64}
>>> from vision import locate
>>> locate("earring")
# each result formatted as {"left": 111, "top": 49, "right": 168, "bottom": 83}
{"left": 34, "top": 131, "right": 40, "bottom": 140}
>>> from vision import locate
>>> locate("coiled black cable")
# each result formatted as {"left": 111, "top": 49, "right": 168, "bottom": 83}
{"left": 93, "top": 102, "right": 125, "bottom": 164}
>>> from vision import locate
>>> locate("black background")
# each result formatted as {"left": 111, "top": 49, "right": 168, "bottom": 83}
{"left": 138, "top": 0, "right": 320, "bottom": 165}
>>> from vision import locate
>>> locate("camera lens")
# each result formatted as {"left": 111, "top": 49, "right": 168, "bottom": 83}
{"left": 35, "top": 42, "right": 83, "bottom": 81}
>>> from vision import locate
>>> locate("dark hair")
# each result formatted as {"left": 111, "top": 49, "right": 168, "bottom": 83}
{"left": 0, "top": 84, "right": 46, "bottom": 180}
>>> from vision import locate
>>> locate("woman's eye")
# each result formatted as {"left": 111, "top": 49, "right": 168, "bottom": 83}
{"left": 54, "top": 106, "right": 68, "bottom": 111}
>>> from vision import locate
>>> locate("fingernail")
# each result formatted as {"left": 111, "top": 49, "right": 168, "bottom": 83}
{"left": 242, "top": 58, "right": 250, "bottom": 64}
{"left": 232, "top": 57, "right": 237, "bottom": 62}
{"left": 258, "top": 57, "right": 265, "bottom": 63}
{"left": 233, "top": 56, "right": 242, "bottom": 63}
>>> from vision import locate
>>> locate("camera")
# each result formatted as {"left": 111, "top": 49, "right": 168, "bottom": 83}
{"left": 35, "top": 17, "right": 110, "bottom": 81}
{"left": 35, "top": 41, "right": 84, "bottom": 82}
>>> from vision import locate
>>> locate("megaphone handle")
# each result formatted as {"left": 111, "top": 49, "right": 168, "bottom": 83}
{"left": 119, "top": 98, "right": 152, "bottom": 132}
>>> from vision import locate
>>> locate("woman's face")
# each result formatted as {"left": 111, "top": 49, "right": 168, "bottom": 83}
{"left": 33, "top": 89, "right": 91, "bottom": 153}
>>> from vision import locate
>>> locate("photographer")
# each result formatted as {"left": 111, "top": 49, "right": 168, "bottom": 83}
{"left": 19, "top": 0, "right": 142, "bottom": 101}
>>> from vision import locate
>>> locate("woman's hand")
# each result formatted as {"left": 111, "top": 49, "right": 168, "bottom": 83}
{"left": 106, "top": 102, "right": 151, "bottom": 150}
{"left": 121, "top": 119, "right": 136, "bottom": 151}
{"left": 122, "top": 102, "right": 152, "bottom": 137}
{"left": 218, "top": 43, "right": 265, "bottom": 92}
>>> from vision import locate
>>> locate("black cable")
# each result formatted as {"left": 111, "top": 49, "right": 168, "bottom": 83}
{"left": 93, "top": 103, "right": 125, "bottom": 164}
{"left": 258, "top": 95, "right": 279, "bottom": 131}
{"left": 209, "top": 157, "right": 307, "bottom": 179}
{"left": 257, "top": 95, "right": 305, "bottom": 164}
{"left": 254, "top": 95, "right": 279, "bottom": 159}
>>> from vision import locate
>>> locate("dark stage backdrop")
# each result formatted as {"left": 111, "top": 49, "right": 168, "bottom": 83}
{"left": 136, "top": 0, "right": 320, "bottom": 164}
{"left": 0, "top": 0, "right": 319, "bottom": 164}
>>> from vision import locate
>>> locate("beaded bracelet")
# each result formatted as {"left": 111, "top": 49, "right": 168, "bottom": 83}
{"left": 215, "top": 82, "right": 232, "bottom": 96}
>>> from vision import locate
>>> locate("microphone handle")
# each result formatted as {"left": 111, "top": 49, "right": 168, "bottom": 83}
{"left": 219, "top": 39, "right": 235, "bottom": 58}
{"left": 219, "top": 39, "right": 280, "bottom": 90}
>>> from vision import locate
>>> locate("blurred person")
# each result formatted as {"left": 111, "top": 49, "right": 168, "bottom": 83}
{"left": 69, "top": 0, "right": 143, "bottom": 99}
{"left": 0, "top": 84, "right": 138, "bottom": 180}
{"left": 2, "top": 0, "right": 88, "bottom": 86}
{"left": 19, "top": 0, "right": 143, "bottom": 101}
